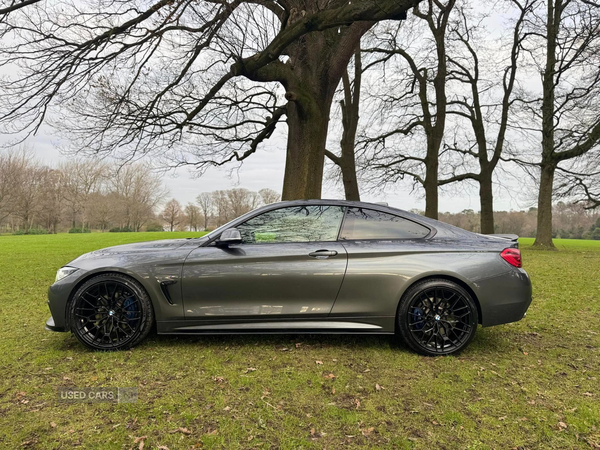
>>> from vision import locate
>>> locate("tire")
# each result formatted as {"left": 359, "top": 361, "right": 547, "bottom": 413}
{"left": 68, "top": 273, "right": 154, "bottom": 351}
{"left": 397, "top": 279, "right": 478, "bottom": 356}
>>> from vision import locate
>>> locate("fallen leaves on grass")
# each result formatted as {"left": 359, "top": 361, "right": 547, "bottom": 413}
{"left": 361, "top": 427, "right": 375, "bottom": 436}
{"left": 323, "top": 373, "right": 336, "bottom": 379}
{"left": 558, "top": 421, "right": 568, "bottom": 430}
{"left": 375, "top": 383, "right": 384, "bottom": 391}
{"left": 133, "top": 436, "right": 146, "bottom": 450}
{"left": 244, "top": 367, "right": 257, "bottom": 373}
{"left": 16, "top": 391, "right": 28, "bottom": 404}
{"left": 315, "top": 360, "right": 323, "bottom": 365}
{"left": 169, "top": 427, "right": 192, "bottom": 435}
{"left": 310, "top": 428, "right": 326, "bottom": 439}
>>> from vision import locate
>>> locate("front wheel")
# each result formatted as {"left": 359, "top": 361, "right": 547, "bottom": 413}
{"left": 68, "top": 273, "right": 154, "bottom": 351}
{"left": 397, "top": 279, "right": 478, "bottom": 356}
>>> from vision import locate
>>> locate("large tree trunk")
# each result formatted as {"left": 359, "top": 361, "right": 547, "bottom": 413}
{"left": 479, "top": 170, "right": 494, "bottom": 234}
{"left": 339, "top": 48, "right": 361, "bottom": 201}
{"left": 534, "top": 162, "right": 556, "bottom": 248}
{"left": 424, "top": 155, "right": 439, "bottom": 219}
{"left": 279, "top": 20, "right": 371, "bottom": 200}
{"left": 533, "top": 0, "right": 558, "bottom": 249}
{"left": 282, "top": 97, "right": 330, "bottom": 200}
{"left": 340, "top": 151, "right": 360, "bottom": 201}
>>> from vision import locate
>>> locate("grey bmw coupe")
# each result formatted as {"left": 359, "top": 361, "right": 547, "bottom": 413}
{"left": 46, "top": 200, "right": 532, "bottom": 355}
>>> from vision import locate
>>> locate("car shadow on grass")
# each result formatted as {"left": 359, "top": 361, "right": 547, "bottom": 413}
{"left": 50, "top": 326, "right": 509, "bottom": 356}
{"left": 146, "top": 333, "right": 401, "bottom": 351}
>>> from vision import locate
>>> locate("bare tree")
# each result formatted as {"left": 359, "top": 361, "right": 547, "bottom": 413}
{"left": 37, "top": 167, "right": 63, "bottom": 233}
{"left": 12, "top": 159, "right": 42, "bottom": 230}
{"left": 258, "top": 188, "right": 280, "bottom": 205}
{"left": 160, "top": 199, "right": 183, "bottom": 232}
{"left": 59, "top": 159, "right": 107, "bottom": 229}
{"left": 0, "top": 0, "right": 40, "bottom": 23}
{"left": 184, "top": 203, "right": 202, "bottom": 232}
{"left": 0, "top": 149, "right": 28, "bottom": 223}
{"left": 87, "top": 191, "right": 115, "bottom": 232}
{"left": 512, "top": 0, "right": 600, "bottom": 248}
{"left": 211, "top": 190, "right": 230, "bottom": 227}
{"left": 227, "top": 187, "right": 260, "bottom": 219}
{"left": 111, "top": 163, "right": 167, "bottom": 231}
{"left": 0, "top": 0, "right": 418, "bottom": 201}
{"left": 325, "top": 47, "right": 363, "bottom": 201}
{"left": 556, "top": 169, "right": 600, "bottom": 209}
{"left": 360, "top": 0, "right": 456, "bottom": 218}
{"left": 438, "top": 1, "right": 534, "bottom": 234}
{"left": 196, "top": 192, "right": 213, "bottom": 230}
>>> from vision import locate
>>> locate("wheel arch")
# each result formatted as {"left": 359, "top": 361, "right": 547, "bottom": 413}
{"left": 65, "top": 269, "right": 155, "bottom": 330}
{"left": 394, "top": 274, "right": 483, "bottom": 333}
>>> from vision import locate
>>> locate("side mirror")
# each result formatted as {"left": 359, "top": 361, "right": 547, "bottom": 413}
{"left": 217, "top": 228, "right": 242, "bottom": 246}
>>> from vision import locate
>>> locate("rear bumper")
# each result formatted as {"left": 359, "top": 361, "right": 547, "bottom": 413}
{"left": 45, "top": 316, "right": 67, "bottom": 332}
{"left": 479, "top": 268, "right": 532, "bottom": 327}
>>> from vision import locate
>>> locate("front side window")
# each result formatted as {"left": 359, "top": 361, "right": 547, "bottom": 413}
{"left": 340, "top": 207, "right": 430, "bottom": 240}
{"left": 237, "top": 205, "right": 345, "bottom": 244}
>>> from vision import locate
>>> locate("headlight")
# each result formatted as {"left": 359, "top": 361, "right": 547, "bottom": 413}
{"left": 55, "top": 267, "right": 78, "bottom": 283}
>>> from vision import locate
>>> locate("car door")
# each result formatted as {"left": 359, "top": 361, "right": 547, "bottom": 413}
{"left": 331, "top": 207, "right": 433, "bottom": 317}
{"left": 182, "top": 205, "right": 348, "bottom": 319}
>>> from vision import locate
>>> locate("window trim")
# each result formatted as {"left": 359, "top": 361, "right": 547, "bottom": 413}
{"left": 228, "top": 204, "right": 347, "bottom": 246}
{"left": 203, "top": 202, "right": 437, "bottom": 247}
{"left": 337, "top": 206, "right": 434, "bottom": 242}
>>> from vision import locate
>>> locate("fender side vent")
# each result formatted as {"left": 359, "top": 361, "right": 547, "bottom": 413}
{"left": 159, "top": 280, "right": 177, "bottom": 305}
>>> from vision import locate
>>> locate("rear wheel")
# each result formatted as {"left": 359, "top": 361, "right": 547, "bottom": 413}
{"left": 397, "top": 279, "right": 478, "bottom": 356}
{"left": 68, "top": 273, "right": 154, "bottom": 351}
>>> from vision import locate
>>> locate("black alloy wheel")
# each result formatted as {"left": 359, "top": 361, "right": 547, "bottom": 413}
{"left": 397, "top": 279, "right": 478, "bottom": 356}
{"left": 69, "top": 273, "right": 154, "bottom": 350}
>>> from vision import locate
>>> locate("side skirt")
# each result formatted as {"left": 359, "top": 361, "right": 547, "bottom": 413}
{"left": 156, "top": 317, "right": 396, "bottom": 335}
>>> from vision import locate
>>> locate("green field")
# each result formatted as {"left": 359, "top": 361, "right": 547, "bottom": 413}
{"left": 0, "top": 233, "right": 598, "bottom": 449}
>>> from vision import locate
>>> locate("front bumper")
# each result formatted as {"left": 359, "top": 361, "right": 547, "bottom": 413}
{"left": 47, "top": 270, "right": 86, "bottom": 331}
{"left": 45, "top": 316, "right": 67, "bottom": 332}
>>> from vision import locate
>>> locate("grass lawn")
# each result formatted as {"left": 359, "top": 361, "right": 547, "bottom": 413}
{"left": 0, "top": 233, "right": 598, "bottom": 449}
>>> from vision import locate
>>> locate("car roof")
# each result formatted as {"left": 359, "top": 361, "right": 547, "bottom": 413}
{"left": 206, "top": 198, "right": 509, "bottom": 247}
{"left": 260, "top": 199, "right": 431, "bottom": 225}
{"left": 258, "top": 200, "right": 490, "bottom": 242}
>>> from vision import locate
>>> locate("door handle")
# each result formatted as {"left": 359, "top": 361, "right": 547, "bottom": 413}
{"left": 308, "top": 249, "right": 338, "bottom": 258}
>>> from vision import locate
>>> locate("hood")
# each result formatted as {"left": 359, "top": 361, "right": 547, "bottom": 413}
{"left": 66, "top": 237, "right": 206, "bottom": 268}
{"left": 91, "top": 238, "right": 199, "bottom": 254}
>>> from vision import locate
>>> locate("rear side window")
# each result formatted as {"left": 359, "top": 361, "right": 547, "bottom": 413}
{"left": 340, "top": 207, "right": 430, "bottom": 240}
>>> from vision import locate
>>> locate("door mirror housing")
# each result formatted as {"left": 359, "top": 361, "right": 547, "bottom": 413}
{"left": 217, "top": 228, "right": 242, "bottom": 246}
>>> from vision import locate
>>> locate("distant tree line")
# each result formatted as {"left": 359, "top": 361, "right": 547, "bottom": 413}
{"left": 0, "top": 149, "right": 281, "bottom": 234}
{"left": 0, "top": 149, "right": 165, "bottom": 233}
{"left": 1, "top": 149, "right": 597, "bottom": 237}
{"left": 438, "top": 203, "right": 600, "bottom": 240}
{"left": 159, "top": 188, "right": 280, "bottom": 232}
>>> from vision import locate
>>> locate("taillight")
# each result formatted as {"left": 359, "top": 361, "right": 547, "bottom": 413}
{"left": 501, "top": 248, "right": 522, "bottom": 268}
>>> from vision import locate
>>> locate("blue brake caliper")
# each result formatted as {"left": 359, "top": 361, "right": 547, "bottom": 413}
{"left": 413, "top": 307, "right": 425, "bottom": 330}
{"left": 123, "top": 296, "right": 137, "bottom": 324}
